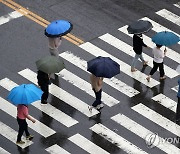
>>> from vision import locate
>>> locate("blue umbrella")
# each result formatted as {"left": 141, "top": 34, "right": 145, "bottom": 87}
{"left": 7, "top": 84, "right": 43, "bottom": 105}
{"left": 152, "top": 31, "right": 179, "bottom": 46}
{"left": 45, "top": 20, "right": 73, "bottom": 38}
{"left": 87, "top": 56, "right": 120, "bottom": 78}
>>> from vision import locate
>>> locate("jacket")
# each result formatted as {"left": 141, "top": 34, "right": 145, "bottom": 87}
{"left": 37, "top": 70, "right": 50, "bottom": 86}
{"left": 133, "top": 34, "right": 147, "bottom": 54}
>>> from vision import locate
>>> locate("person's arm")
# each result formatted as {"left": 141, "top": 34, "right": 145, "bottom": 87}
{"left": 26, "top": 115, "right": 36, "bottom": 123}
{"left": 98, "top": 77, "right": 103, "bottom": 87}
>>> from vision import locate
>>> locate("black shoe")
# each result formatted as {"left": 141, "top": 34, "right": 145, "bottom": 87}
{"left": 41, "top": 101, "right": 48, "bottom": 105}
{"left": 26, "top": 135, "right": 34, "bottom": 140}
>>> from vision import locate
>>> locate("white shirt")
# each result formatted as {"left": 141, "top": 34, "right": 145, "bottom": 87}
{"left": 48, "top": 37, "right": 62, "bottom": 49}
{"left": 152, "top": 47, "right": 165, "bottom": 63}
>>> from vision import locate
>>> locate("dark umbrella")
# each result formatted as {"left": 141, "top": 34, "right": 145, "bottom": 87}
{"left": 87, "top": 56, "right": 120, "bottom": 78}
{"left": 127, "top": 20, "right": 153, "bottom": 34}
{"left": 36, "top": 56, "right": 65, "bottom": 74}
{"left": 152, "top": 31, "right": 179, "bottom": 46}
{"left": 45, "top": 20, "right": 73, "bottom": 38}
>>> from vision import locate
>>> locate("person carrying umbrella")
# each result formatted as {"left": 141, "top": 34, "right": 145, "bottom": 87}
{"left": 146, "top": 44, "right": 167, "bottom": 82}
{"left": 16, "top": 104, "right": 36, "bottom": 144}
{"left": 131, "top": 33, "right": 150, "bottom": 72}
{"left": 37, "top": 70, "right": 51, "bottom": 104}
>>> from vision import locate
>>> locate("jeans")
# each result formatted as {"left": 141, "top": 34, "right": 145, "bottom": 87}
{"left": 131, "top": 53, "right": 145, "bottom": 69}
{"left": 150, "top": 61, "right": 165, "bottom": 77}
{"left": 17, "top": 117, "right": 30, "bottom": 142}
{"left": 92, "top": 89, "right": 102, "bottom": 107}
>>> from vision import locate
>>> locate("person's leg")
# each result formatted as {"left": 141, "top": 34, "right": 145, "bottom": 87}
{"left": 40, "top": 85, "right": 49, "bottom": 104}
{"left": 139, "top": 54, "right": 148, "bottom": 65}
{"left": 146, "top": 61, "right": 158, "bottom": 82}
{"left": 24, "top": 120, "right": 30, "bottom": 137}
{"left": 159, "top": 62, "right": 165, "bottom": 79}
{"left": 176, "top": 97, "right": 180, "bottom": 121}
{"left": 17, "top": 118, "right": 25, "bottom": 143}
{"left": 131, "top": 54, "right": 140, "bottom": 71}
{"left": 49, "top": 48, "right": 59, "bottom": 57}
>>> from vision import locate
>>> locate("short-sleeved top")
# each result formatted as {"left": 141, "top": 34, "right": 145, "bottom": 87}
{"left": 152, "top": 47, "right": 165, "bottom": 63}
{"left": 48, "top": 37, "right": 62, "bottom": 49}
{"left": 177, "top": 78, "right": 180, "bottom": 98}
{"left": 17, "top": 105, "right": 28, "bottom": 119}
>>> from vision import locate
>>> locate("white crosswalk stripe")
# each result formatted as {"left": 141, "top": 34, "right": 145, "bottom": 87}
{"left": 156, "top": 9, "right": 180, "bottom": 27}
{"left": 99, "top": 33, "right": 179, "bottom": 78}
{"left": 18, "top": 68, "right": 99, "bottom": 117}
{"left": 57, "top": 69, "right": 120, "bottom": 107}
{"left": 111, "top": 114, "right": 180, "bottom": 153}
{"left": 45, "top": 144, "right": 70, "bottom": 154}
{"left": 68, "top": 133, "right": 110, "bottom": 154}
{"left": 0, "top": 97, "right": 55, "bottom": 138}
{"left": 174, "top": 3, "right": 180, "bottom": 8}
{"left": 152, "top": 93, "right": 177, "bottom": 112}
{"left": 132, "top": 103, "right": 180, "bottom": 137}
{"left": 0, "top": 147, "right": 10, "bottom": 154}
{"left": 80, "top": 42, "right": 160, "bottom": 88}
{"left": 90, "top": 123, "right": 148, "bottom": 154}
{"left": 0, "top": 78, "right": 78, "bottom": 128}
{"left": 0, "top": 121, "right": 33, "bottom": 149}
{"left": 59, "top": 51, "right": 140, "bottom": 97}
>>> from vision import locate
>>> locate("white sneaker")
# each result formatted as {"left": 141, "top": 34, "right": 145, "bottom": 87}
{"left": 96, "top": 104, "right": 104, "bottom": 110}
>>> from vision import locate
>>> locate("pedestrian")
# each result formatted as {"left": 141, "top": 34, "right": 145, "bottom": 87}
{"left": 48, "top": 36, "right": 62, "bottom": 57}
{"left": 131, "top": 34, "right": 150, "bottom": 72}
{"left": 37, "top": 70, "right": 50, "bottom": 104}
{"left": 88, "top": 74, "right": 104, "bottom": 112}
{"left": 176, "top": 78, "right": 180, "bottom": 122}
{"left": 16, "top": 104, "right": 36, "bottom": 144}
{"left": 146, "top": 44, "right": 167, "bottom": 82}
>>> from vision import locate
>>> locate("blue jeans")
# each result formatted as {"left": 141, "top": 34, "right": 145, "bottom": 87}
{"left": 131, "top": 53, "right": 145, "bottom": 69}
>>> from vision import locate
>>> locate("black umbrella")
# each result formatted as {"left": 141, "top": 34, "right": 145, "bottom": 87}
{"left": 87, "top": 56, "right": 120, "bottom": 78}
{"left": 127, "top": 20, "right": 153, "bottom": 34}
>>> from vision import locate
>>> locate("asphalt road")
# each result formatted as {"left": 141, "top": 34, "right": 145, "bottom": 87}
{"left": 0, "top": 0, "right": 180, "bottom": 154}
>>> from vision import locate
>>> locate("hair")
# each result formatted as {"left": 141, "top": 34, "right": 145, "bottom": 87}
{"left": 156, "top": 44, "right": 162, "bottom": 48}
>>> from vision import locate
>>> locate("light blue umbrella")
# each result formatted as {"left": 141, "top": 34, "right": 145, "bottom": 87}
{"left": 45, "top": 20, "right": 73, "bottom": 38}
{"left": 152, "top": 31, "right": 179, "bottom": 46}
{"left": 7, "top": 84, "right": 43, "bottom": 105}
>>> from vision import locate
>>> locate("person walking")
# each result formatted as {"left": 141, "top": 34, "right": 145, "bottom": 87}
{"left": 48, "top": 36, "right": 62, "bottom": 57}
{"left": 146, "top": 44, "right": 167, "bottom": 82}
{"left": 37, "top": 70, "right": 50, "bottom": 104}
{"left": 131, "top": 34, "right": 150, "bottom": 72}
{"left": 16, "top": 104, "right": 36, "bottom": 144}
{"left": 88, "top": 74, "right": 104, "bottom": 112}
{"left": 176, "top": 78, "right": 180, "bottom": 122}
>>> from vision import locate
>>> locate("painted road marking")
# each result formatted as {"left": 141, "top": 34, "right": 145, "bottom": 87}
{"left": 45, "top": 144, "right": 70, "bottom": 154}
{"left": 0, "top": 117, "right": 33, "bottom": 149}
{"left": 111, "top": 113, "right": 180, "bottom": 153}
{"left": 59, "top": 51, "right": 140, "bottom": 97}
{"left": 68, "top": 133, "right": 110, "bottom": 154}
{"left": 57, "top": 69, "right": 119, "bottom": 107}
{"left": 156, "top": 9, "right": 180, "bottom": 26}
{"left": 0, "top": 78, "right": 78, "bottom": 127}
{"left": 99, "top": 33, "right": 179, "bottom": 78}
{"left": 18, "top": 68, "right": 99, "bottom": 117}
{"left": 0, "top": 97, "right": 55, "bottom": 138}
{"left": 90, "top": 123, "right": 148, "bottom": 154}
{"left": 0, "top": 147, "right": 10, "bottom": 154}
{"left": 132, "top": 103, "right": 180, "bottom": 137}
{"left": 0, "top": 11, "right": 23, "bottom": 26}
{"left": 174, "top": 3, "right": 180, "bottom": 8}
{"left": 172, "top": 85, "right": 179, "bottom": 93}
{"left": 80, "top": 42, "right": 160, "bottom": 88}
{"left": 0, "top": 0, "right": 84, "bottom": 45}
{"left": 152, "top": 93, "right": 177, "bottom": 112}
{"left": 119, "top": 24, "right": 180, "bottom": 64}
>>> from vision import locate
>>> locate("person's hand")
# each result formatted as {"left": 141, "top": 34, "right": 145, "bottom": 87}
{"left": 164, "top": 48, "right": 167, "bottom": 52}
{"left": 32, "top": 119, "right": 36, "bottom": 123}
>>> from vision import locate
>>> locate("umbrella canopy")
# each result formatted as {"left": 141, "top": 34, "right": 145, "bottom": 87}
{"left": 152, "top": 31, "right": 179, "bottom": 46}
{"left": 7, "top": 84, "right": 43, "bottom": 105}
{"left": 45, "top": 20, "right": 73, "bottom": 38}
{"left": 127, "top": 20, "right": 153, "bottom": 34}
{"left": 87, "top": 56, "right": 120, "bottom": 78}
{"left": 36, "top": 56, "right": 65, "bottom": 74}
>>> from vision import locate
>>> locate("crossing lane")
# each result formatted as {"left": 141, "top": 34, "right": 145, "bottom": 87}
{"left": 0, "top": 147, "right": 10, "bottom": 154}
{"left": 45, "top": 144, "right": 70, "bottom": 154}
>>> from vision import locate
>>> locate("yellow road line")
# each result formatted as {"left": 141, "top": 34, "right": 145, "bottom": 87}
{"left": 1, "top": 0, "right": 84, "bottom": 45}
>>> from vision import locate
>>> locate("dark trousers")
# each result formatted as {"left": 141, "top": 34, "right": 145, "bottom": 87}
{"left": 176, "top": 97, "right": 180, "bottom": 119}
{"left": 150, "top": 61, "right": 165, "bottom": 77}
{"left": 92, "top": 89, "right": 102, "bottom": 107}
{"left": 40, "top": 84, "right": 49, "bottom": 103}
{"left": 17, "top": 117, "right": 30, "bottom": 142}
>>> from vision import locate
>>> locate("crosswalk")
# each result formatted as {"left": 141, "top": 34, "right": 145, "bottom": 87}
{"left": 0, "top": 2, "right": 180, "bottom": 154}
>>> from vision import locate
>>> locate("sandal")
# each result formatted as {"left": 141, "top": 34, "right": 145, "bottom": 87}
{"left": 143, "top": 61, "right": 148, "bottom": 66}
{"left": 160, "top": 76, "right": 166, "bottom": 80}
{"left": 146, "top": 77, "right": 150, "bottom": 82}
{"left": 131, "top": 68, "right": 137, "bottom": 72}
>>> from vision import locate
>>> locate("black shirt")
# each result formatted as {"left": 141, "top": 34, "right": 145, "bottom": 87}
{"left": 133, "top": 34, "right": 147, "bottom": 54}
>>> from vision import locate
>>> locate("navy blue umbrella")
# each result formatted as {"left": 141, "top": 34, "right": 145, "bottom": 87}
{"left": 45, "top": 20, "right": 73, "bottom": 38}
{"left": 152, "top": 31, "right": 179, "bottom": 46}
{"left": 87, "top": 56, "right": 120, "bottom": 78}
